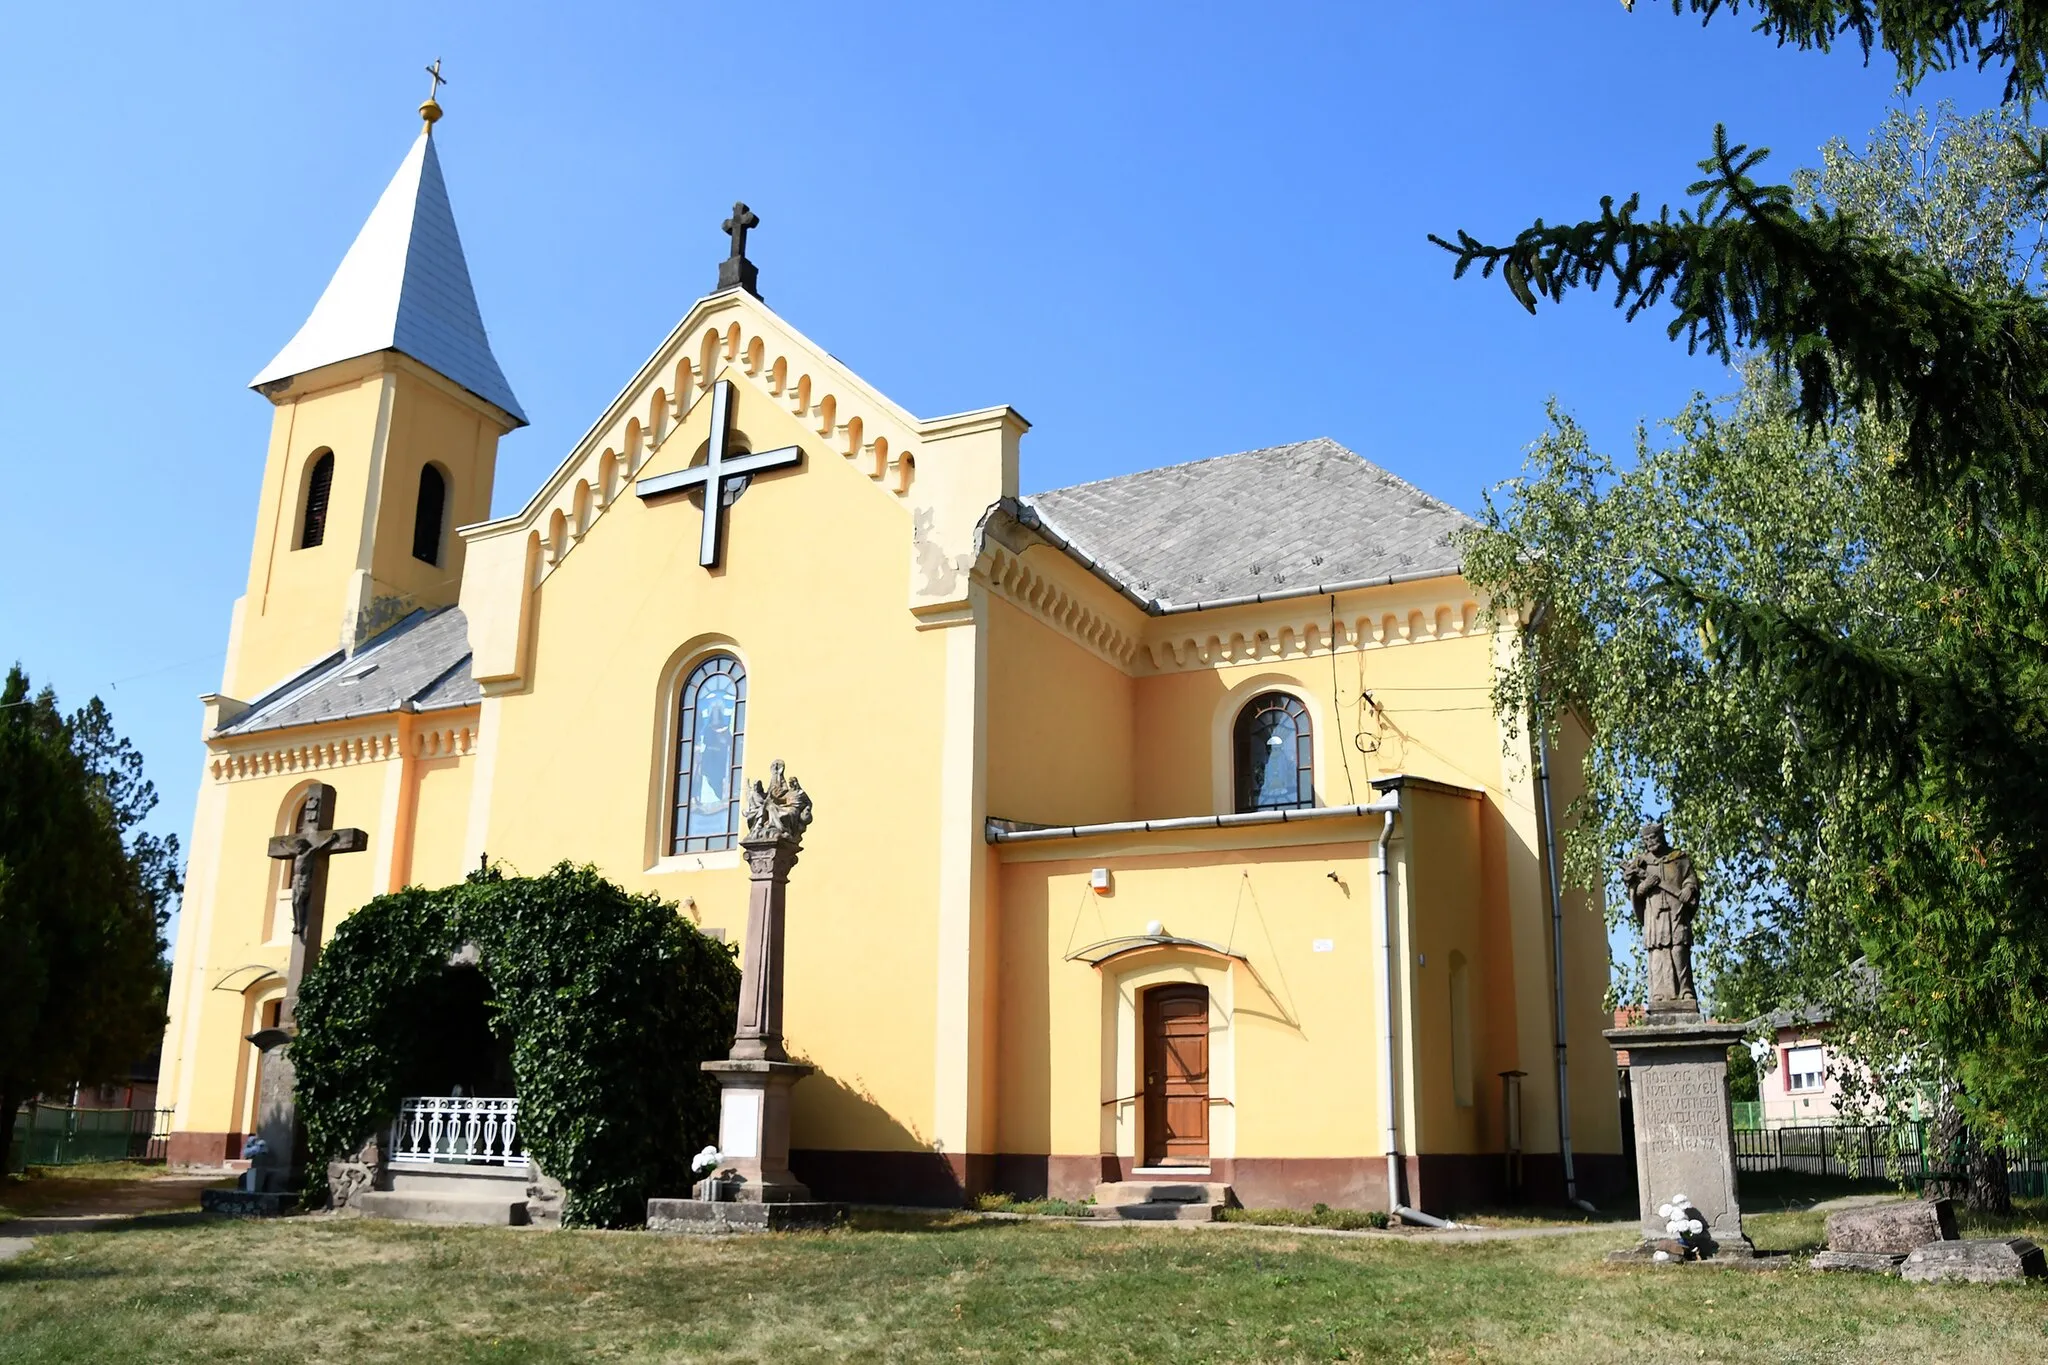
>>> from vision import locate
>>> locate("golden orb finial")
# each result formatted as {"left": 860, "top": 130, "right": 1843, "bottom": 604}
{"left": 420, "top": 58, "right": 447, "bottom": 134}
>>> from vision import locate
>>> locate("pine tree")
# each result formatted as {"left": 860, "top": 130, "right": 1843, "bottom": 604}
{"left": 1441, "top": 7, "right": 2048, "bottom": 1152}
{"left": 0, "top": 668, "right": 174, "bottom": 1167}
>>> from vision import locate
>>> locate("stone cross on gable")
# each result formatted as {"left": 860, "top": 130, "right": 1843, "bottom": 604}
{"left": 266, "top": 783, "right": 368, "bottom": 1024}
{"left": 633, "top": 379, "right": 803, "bottom": 568}
{"left": 717, "top": 201, "right": 763, "bottom": 298}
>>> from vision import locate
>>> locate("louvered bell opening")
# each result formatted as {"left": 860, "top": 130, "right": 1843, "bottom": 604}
{"left": 412, "top": 464, "right": 447, "bottom": 565}
{"left": 300, "top": 452, "right": 335, "bottom": 549}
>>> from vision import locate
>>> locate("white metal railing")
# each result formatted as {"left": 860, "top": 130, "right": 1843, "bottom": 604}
{"left": 389, "top": 1096, "right": 527, "bottom": 1168}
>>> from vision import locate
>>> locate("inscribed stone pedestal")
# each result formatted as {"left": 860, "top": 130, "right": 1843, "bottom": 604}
{"left": 1604, "top": 1019, "right": 1753, "bottom": 1257}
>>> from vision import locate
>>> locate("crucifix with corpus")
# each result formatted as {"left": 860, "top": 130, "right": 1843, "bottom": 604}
{"left": 265, "top": 783, "right": 368, "bottom": 1029}
{"left": 633, "top": 377, "right": 803, "bottom": 569}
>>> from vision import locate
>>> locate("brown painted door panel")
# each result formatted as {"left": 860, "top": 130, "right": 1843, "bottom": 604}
{"left": 1143, "top": 985, "right": 1209, "bottom": 1165}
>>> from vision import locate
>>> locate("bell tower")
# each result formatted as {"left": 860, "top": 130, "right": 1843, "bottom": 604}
{"left": 221, "top": 76, "right": 526, "bottom": 700}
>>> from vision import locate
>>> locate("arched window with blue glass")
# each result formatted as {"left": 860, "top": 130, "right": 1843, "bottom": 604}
{"left": 1233, "top": 692, "right": 1314, "bottom": 813}
{"left": 671, "top": 655, "right": 747, "bottom": 853}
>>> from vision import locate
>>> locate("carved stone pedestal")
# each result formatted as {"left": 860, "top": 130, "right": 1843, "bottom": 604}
{"left": 701, "top": 1059, "right": 816, "bottom": 1203}
{"left": 1606, "top": 1017, "right": 1754, "bottom": 1258}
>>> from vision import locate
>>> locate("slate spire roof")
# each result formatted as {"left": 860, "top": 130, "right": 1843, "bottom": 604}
{"left": 250, "top": 128, "right": 527, "bottom": 426}
{"left": 1020, "top": 438, "right": 1473, "bottom": 610}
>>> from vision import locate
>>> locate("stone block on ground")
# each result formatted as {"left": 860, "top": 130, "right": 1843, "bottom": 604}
{"left": 1901, "top": 1237, "right": 2047, "bottom": 1285}
{"left": 200, "top": 1188, "right": 298, "bottom": 1218}
{"left": 1811, "top": 1250, "right": 1905, "bottom": 1274}
{"left": 646, "top": 1197, "right": 845, "bottom": 1234}
{"left": 1825, "top": 1198, "right": 1955, "bottom": 1255}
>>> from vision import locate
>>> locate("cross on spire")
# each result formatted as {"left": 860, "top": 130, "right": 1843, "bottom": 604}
{"left": 420, "top": 57, "right": 447, "bottom": 132}
{"left": 716, "top": 202, "right": 763, "bottom": 298}
{"left": 633, "top": 379, "right": 802, "bottom": 568}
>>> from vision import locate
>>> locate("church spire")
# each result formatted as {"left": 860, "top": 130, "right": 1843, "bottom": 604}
{"left": 250, "top": 74, "right": 526, "bottom": 427}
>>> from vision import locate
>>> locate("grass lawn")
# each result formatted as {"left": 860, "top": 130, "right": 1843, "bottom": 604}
{"left": 3, "top": 1196, "right": 2046, "bottom": 1363}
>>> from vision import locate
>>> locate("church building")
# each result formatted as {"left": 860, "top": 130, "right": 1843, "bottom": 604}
{"left": 159, "top": 93, "right": 1621, "bottom": 1215}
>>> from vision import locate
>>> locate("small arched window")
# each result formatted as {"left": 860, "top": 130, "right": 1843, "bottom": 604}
{"left": 299, "top": 451, "right": 335, "bottom": 549}
{"left": 671, "top": 655, "right": 747, "bottom": 854}
{"left": 412, "top": 464, "right": 448, "bottom": 565}
{"left": 1233, "top": 692, "right": 1313, "bottom": 812}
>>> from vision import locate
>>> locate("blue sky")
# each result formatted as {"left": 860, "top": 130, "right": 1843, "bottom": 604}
{"left": 0, "top": 3, "right": 2007, "bottom": 936}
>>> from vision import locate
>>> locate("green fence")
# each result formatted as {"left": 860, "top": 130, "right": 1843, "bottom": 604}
{"left": 5, "top": 1105, "right": 172, "bottom": 1172}
{"left": 1732, "top": 1101, "right": 1762, "bottom": 1130}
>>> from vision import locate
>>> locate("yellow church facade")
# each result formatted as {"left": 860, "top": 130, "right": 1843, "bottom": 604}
{"left": 159, "top": 106, "right": 1620, "bottom": 1215}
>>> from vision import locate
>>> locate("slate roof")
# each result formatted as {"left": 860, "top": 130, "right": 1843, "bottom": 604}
{"left": 1020, "top": 438, "right": 1473, "bottom": 610}
{"left": 250, "top": 130, "right": 526, "bottom": 425}
{"left": 216, "top": 607, "right": 478, "bottom": 737}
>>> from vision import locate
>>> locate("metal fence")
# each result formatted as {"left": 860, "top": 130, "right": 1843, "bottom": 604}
{"left": 6, "top": 1105, "right": 173, "bottom": 1172}
{"left": 388, "top": 1096, "right": 526, "bottom": 1168}
{"left": 1732, "top": 1122, "right": 2048, "bottom": 1196}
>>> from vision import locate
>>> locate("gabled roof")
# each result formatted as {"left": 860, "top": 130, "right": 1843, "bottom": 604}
{"left": 216, "top": 607, "right": 477, "bottom": 737}
{"left": 250, "top": 130, "right": 526, "bottom": 426}
{"left": 1019, "top": 438, "right": 1472, "bottom": 611}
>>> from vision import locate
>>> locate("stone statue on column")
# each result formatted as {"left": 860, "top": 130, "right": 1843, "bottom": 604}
{"left": 1623, "top": 819, "right": 1699, "bottom": 1016}
{"left": 647, "top": 760, "right": 843, "bottom": 1232}
{"left": 1605, "top": 820, "right": 1751, "bottom": 1259}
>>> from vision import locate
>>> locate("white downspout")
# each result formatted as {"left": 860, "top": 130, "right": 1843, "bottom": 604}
{"left": 1375, "top": 791, "right": 1458, "bottom": 1229}
{"left": 1526, "top": 602, "right": 1600, "bottom": 1216}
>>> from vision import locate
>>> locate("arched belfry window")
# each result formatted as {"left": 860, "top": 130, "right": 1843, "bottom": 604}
{"left": 1234, "top": 692, "right": 1314, "bottom": 812}
{"left": 412, "top": 465, "right": 447, "bottom": 565}
{"left": 671, "top": 655, "right": 747, "bottom": 854}
{"left": 299, "top": 451, "right": 335, "bottom": 549}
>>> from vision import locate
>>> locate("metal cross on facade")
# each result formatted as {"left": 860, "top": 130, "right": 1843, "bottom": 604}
{"left": 634, "top": 379, "right": 802, "bottom": 568}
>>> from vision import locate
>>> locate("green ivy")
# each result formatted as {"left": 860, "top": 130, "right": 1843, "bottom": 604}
{"left": 290, "top": 863, "right": 739, "bottom": 1227}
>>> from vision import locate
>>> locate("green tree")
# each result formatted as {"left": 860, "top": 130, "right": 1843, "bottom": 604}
{"left": 0, "top": 668, "right": 175, "bottom": 1166}
{"left": 1441, "top": 8, "right": 2048, "bottom": 1169}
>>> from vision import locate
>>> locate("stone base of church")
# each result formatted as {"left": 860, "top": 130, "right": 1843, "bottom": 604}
{"left": 167, "top": 1131, "right": 244, "bottom": 1169}
{"left": 200, "top": 1187, "right": 298, "bottom": 1218}
{"left": 646, "top": 1197, "right": 846, "bottom": 1234}
{"left": 986, "top": 1151, "right": 1635, "bottom": 1214}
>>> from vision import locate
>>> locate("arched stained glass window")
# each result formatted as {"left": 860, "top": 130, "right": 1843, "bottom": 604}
{"left": 671, "top": 655, "right": 747, "bottom": 854}
{"left": 1234, "top": 692, "right": 1313, "bottom": 812}
{"left": 300, "top": 451, "right": 334, "bottom": 549}
{"left": 412, "top": 465, "right": 447, "bottom": 565}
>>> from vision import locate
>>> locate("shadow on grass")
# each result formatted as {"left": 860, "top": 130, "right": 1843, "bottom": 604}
{"left": 1736, "top": 1169, "right": 1903, "bottom": 1213}
{"left": 0, "top": 1210, "right": 215, "bottom": 1240}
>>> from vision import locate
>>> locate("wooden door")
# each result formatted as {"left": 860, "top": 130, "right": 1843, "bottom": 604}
{"left": 1143, "top": 985, "right": 1210, "bottom": 1166}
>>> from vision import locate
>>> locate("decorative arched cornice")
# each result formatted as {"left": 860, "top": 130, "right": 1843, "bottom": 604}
{"left": 461, "top": 293, "right": 945, "bottom": 588}
{"left": 978, "top": 542, "right": 1143, "bottom": 671}
{"left": 1141, "top": 599, "right": 1484, "bottom": 674}
{"left": 206, "top": 713, "right": 478, "bottom": 783}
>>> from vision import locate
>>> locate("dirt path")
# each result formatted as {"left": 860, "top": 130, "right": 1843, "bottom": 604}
{"left": 0, "top": 1174, "right": 226, "bottom": 1261}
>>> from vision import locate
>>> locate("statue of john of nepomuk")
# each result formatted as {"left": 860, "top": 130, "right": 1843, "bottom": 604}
{"left": 1622, "top": 819, "right": 1699, "bottom": 1008}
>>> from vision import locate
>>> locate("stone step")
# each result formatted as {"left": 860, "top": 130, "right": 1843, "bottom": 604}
{"left": 353, "top": 1190, "right": 529, "bottom": 1226}
{"left": 382, "top": 1163, "right": 531, "bottom": 1197}
{"left": 1093, "top": 1181, "right": 1232, "bottom": 1207}
{"left": 1089, "top": 1200, "right": 1226, "bottom": 1222}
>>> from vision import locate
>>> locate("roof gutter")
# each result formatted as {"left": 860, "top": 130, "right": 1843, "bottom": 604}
{"left": 987, "top": 498, "right": 1461, "bottom": 618}
{"left": 986, "top": 799, "right": 1397, "bottom": 845}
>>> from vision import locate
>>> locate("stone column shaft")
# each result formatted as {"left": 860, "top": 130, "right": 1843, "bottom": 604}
{"left": 730, "top": 837, "right": 798, "bottom": 1062}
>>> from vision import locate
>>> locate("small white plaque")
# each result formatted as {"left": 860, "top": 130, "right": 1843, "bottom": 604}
{"left": 1312, "top": 938, "right": 1334, "bottom": 953}
{"left": 719, "top": 1088, "right": 763, "bottom": 1159}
